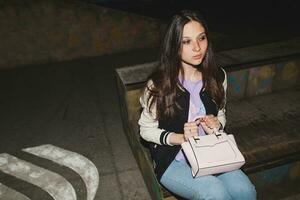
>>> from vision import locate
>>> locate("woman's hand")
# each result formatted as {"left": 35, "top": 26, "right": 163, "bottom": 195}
{"left": 168, "top": 116, "right": 221, "bottom": 145}
{"left": 196, "top": 115, "right": 221, "bottom": 135}
{"left": 168, "top": 122, "right": 199, "bottom": 145}
{"left": 183, "top": 121, "right": 199, "bottom": 141}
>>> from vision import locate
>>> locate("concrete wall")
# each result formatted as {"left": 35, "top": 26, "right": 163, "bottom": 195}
{"left": 0, "top": 0, "right": 162, "bottom": 70}
{"left": 226, "top": 59, "right": 300, "bottom": 101}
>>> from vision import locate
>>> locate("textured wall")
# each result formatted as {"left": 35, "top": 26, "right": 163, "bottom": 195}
{"left": 226, "top": 59, "right": 300, "bottom": 101}
{"left": 0, "top": 0, "right": 162, "bottom": 69}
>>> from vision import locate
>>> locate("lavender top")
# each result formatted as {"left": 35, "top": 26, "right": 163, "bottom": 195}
{"left": 175, "top": 78, "right": 206, "bottom": 162}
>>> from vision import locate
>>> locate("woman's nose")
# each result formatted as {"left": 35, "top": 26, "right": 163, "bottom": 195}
{"left": 192, "top": 40, "right": 201, "bottom": 51}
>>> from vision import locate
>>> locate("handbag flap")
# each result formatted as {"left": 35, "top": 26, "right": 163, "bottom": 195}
{"left": 182, "top": 132, "right": 245, "bottom": 177}
{"left": 188, "top": 134, "right": 241, "bottom": 164}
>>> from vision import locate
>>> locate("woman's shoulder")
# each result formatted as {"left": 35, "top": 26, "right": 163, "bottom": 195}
{"left": 145, "top": 79, "right": 155, "bottom": 91}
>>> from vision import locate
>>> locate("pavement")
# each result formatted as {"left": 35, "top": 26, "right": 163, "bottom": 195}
{"left": 0, "top": 49, "right": 158, "bottom": 200}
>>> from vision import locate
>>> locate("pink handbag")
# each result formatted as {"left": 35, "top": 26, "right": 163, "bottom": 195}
{"left": 181, "top": 130, "right": 245, "bottom": 177}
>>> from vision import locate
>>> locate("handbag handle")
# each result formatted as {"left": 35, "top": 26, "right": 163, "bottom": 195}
{"left": 192, "top": 131, "right": 222, "bottom": 144}
{"left": 212, "top": 128, "right": 223, "bottom": 139}
{"left": 192, "top": 128, "right": 224, "bottom": 143}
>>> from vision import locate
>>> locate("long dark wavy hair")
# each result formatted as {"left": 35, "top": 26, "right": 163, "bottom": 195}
{"left": 147, "top": 10, "right": 225, "bottom": 120}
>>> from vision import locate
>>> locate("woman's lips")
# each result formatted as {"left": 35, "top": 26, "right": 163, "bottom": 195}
{"left": 193, "top": 54, "right": 203, "bottom": 60}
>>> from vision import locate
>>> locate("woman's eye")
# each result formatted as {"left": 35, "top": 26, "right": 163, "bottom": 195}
{"left": 182, "top": 40, "right": 190, "bottom": 45}
{"left": 198, "top": 36, "right": 206, "bottom": 41}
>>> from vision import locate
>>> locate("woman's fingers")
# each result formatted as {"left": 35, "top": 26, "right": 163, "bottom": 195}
{"left": 196, "top": 115, "right": 221, "bottom": 134}
{"left": 184, "top": 121, "right": 198, "bottom": 127}
{"left": 199, "top": 121, "right": 214, "bottom": 135}
{"left": 183, "top": 125, "right": 198, "bottom": 134}
{"left": 183, "top": 117, "right": 221, "bottom": 139}
{"left": 183, "top": 122, "right": 198, "bottom": 140}
{"left": 184, "top": 122, "right": 198, "bottom": 133}
{"left": 195, "top": 118, "right": 204, "bottom": 126}
{"left": 184, "top": 126, "right": 198, "bottom": 133}
{"left": 203, "top": 115, "right": 220, "bottom": 129}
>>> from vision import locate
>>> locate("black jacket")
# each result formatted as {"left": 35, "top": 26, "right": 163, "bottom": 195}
{"left": 144, "top": 69, "right": 226, "bottom": 181}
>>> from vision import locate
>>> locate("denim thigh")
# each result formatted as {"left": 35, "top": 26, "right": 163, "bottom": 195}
{"left": 160, "top": 160, "right": 256, "bottom": 200}
{"left": 217, "top": 170, "right": 257, "bottom": 200}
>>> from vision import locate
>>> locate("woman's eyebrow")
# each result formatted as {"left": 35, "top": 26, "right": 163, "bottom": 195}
{"left": 182, "top": 32, "right": 206, "bottom": 38}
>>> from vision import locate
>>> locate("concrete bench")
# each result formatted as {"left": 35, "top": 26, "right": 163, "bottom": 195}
{"left": 116, "top": 37, "right": 300, "bottom": 200}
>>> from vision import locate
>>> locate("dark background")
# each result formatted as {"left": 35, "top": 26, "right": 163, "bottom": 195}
{"left": 84, "top": 0, "right": 300, "bottom": 50}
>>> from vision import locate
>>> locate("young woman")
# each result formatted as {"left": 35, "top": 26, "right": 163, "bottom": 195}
{"left": 138, "top": 10, "right": 256, "bottom": 200}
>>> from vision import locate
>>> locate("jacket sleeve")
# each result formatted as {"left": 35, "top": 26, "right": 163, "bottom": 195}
{"left": 217, "top": 68, "right": 227, "bottom": 129}
{"left": 138, "top": 80, "right": 173, "bottom": 145}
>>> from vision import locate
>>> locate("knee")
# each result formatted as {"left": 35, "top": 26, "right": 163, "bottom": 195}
{"left": 231, "top": 181, "right": 257, "bottom": 200}
{"left": 192, "top": 186, "right": 232, "bottom": 200}
{"left": 243, "top": 183, "right": 257, "bottom": 200}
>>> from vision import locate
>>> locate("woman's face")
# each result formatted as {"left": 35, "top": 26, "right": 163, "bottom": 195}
{"left": 181, "top": 20, "right": 208, "bottom": 67}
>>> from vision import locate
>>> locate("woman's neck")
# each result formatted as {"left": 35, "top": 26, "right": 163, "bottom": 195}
{"left": 181, "top": 63, "right": 202, "bottom": 82}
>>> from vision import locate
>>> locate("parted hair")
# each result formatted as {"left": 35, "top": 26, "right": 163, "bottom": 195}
{"left": 147, "top": 10, "right": 225, "bottom": 120}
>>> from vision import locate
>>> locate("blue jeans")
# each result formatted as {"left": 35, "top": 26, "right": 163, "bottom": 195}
{"left": 161, "top": 160, "right": 256, "bottom": 200}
